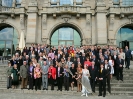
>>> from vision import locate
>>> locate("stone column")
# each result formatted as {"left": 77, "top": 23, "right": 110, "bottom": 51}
{"left": 26, "top": 0, "right": 38, "bottom": 44}
{"left": 96, "top": 0, "right": 107, "bottom": 45}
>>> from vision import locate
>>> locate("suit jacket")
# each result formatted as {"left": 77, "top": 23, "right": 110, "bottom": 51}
{"left": 56, "top": 67, "right": 64, "bottom": 78}
{"left": 20, "top": 65, "right": 28, "bottom": 78}
{"left": 97, "top": 68, "right": 106, "bottom": 82}
{"left": 28, "top": 66, "right": 35, "bottom": 77}
{"left": 80, "top": 56, "right": 86, "bottom": 66}
{"left": 48, "top": 67, "right": 56, "bottom": 79}
{"left": 104, "top": 64, "right": 111, "bottom": 78}
{"left": 116, "top": 58, "right": 124, "bottom": 68}
{"left": 89, "top": 66, "right": 97, "bottom": 79}
{"left": 46, "top": 60, "right": 53, "bottom": 66}
{"left": 41, "top": 65, "right": 49, "bottom": 76}
{"left": 38, "top": 60, "right": 44, "bottom": 67}
{"left": 124, "top": 49, "right": 131, "bottom": 58}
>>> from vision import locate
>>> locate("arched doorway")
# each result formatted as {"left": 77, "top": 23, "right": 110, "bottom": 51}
{"left": 0, "top": 23, "right": 19, "bottom": 57}
{"left": 116, "top": 24, "right": 133, "bottom": 50}
{"left": 51, "top": 27, "right": 81, "bottom": 47}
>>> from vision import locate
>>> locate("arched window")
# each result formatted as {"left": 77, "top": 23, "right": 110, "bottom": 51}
{"left": 0, "top": 24, "right": 19, "bottom": 56}
{"left": 116, "top": 26, "right": 133, "bottom": 50}
{"left": 51, "top": 27, "right": 81, "bottom": 47}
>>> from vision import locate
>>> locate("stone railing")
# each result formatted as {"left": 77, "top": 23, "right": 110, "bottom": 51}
{"left": 45, "top": 6, "right": 90, "bottom": 14}
{"left": 109, "top": 6, "right": 133, "bottom": 14}
{"left": 0, "top": 6, "right": 13, "bottom": 13}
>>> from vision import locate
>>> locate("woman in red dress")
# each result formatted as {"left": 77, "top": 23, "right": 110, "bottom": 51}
{"left": 84, "top": 57, "right": 92, "bottom": 68}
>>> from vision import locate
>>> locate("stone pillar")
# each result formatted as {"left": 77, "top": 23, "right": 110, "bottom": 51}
{"left": 96, "top": 0, "right": 107, "bottom": 45}
{"left": 26, "top": 0, "right": 38, "bottom": 44}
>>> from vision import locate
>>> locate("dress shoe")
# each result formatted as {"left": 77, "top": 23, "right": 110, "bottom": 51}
{"left": 81, "top": 93, "right": 85, "bottom": 96}
{"left": 128, "top": 67, "right": 130, "bottom": 69}
{"left": 60, "top": 89, "right": 62, "bottom": 91}
{"left": 98, "top": 94, "right": 102, "bottom": 96}
{"left": 57, "top": 89, "right": 59, "bottom": 91}
{"left": 103, "top": 95, "right": 105, "bottom": 97}
{"left": 46, "top": 88, "right": 48, "bottom": 90}
{"left": 42, "top": 88, "right": 45, "bottom": 90}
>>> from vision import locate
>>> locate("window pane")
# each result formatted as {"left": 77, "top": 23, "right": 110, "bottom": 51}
{"left": 2, "top": 0, "right": 13, "bottom": 7}
{"left": 60, "top": 0, "right": 73, "bottom": 5}
{"left": 16, "top": 0, "right": 22, "bottom": 3}
{"left": 59, "top": 28, "right": 73, "bottom": 40}
{"left": 122, "top": 0, "right": 133, "bottom": 6}
{"left": 51, "top": 30, "right": 58, "bottom": 46}
{"left": 116, "top": 27, "right": 133, "bottom": 50}
{"left": 74, "top": 30, "right": 81, "bottom": 46}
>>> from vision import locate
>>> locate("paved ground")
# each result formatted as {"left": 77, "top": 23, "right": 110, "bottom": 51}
{"left": 0, "top": 92, "right": 133, "bottom": 99}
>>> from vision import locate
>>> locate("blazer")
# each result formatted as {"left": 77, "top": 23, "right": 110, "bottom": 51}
{"left": 89, "top": 66, "right": 97, "bottom": 79}
{"left": 104, "top": 64, "right": 111, "bottom": 77}
{"left": 46, "top": 60, "right": 53, "bottom": 66}
{"left": 124, "top": 49, "right": 131, "bottom": 58}
{"left": 116, "top": 58, "right": 124, "bottom": 68}
{"left": 41, "top": 65, "right": 49, "bottom": 76}
{"left": 48, "top": 67, "right": 56, "bottom": 79}
{"left": 97, "top": 68, "right": 106, "bottom": 81}
{"left": 56, "top": 67, "right": 64, "bottom": 78}
{"left": 20, "top": 65, "right": 28, "bottom": 78}
{"left": 28, "top": 66, "right": 35, "bottom": 77}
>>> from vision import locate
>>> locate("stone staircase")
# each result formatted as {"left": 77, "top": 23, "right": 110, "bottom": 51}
{"left": 0, "top": 64, "right": 133, "bottom": 96}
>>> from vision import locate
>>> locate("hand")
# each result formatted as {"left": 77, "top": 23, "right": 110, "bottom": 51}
{"left": 30, "top": 73, "right": 32, "bottom": 75}
{"left": 75, "top": 78, "right": 78, "bottom": 80}
{"left": 60, "top": 74, "right": 62, "bottom": 76}
{"left": 49, "top": 73, "right": 51, "bottom": 75}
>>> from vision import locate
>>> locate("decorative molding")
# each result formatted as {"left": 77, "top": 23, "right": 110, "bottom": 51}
{"left": 85, "top": 38, "right": 92, "bottom": 44}
{"left": 42, "top": 14, "right": 47, "bottom": 30}
{"left": 109, "top": 14, "right": 114, "bottom": 31}
{"left": 108, "top": 39, "right": 115, "bottom": 45}
{"left": 61, "top": 15, "right": 71, "bottom": 23}
{"left": 20, "top": 14, "right": 25, "bottom": 30}
{"left": 42, "top": 38, "right": 48, "bottom": 44}
{"left": 0, "top": 19, "right": 6, "bottom": 23}
{"left": 86, "top": 14, "right": 91, "bottom": 31}
{"left": 29, "top": 0, "right": 37, "bottom": 6}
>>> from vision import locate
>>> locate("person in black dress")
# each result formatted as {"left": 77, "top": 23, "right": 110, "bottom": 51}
{"left": 11, "top": 64, "right": 19, "bottom": 89}
{"left": 70, "top": 63, "right": 76, "bottom": 91}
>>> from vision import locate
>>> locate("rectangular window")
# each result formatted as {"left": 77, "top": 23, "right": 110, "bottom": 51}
{"left": 60, "top": 0, "right": 73, "bottom": 6}
{"left": 16, "top": 0, "right": 22, "bottom": 7}
{"left": 122, "top": 0, "right": 133, "bottom": 6}
{"left": 2, "top": 0, "right": 13, "bottom": 7}
{"left": 51, "top": 0, "right": 57, "bottom": 6}
{"left": 76, "top": 0, "right": 82, "bottom": 6}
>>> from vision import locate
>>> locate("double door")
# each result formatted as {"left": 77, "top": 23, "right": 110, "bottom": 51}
{"left": 0, "top": 40, "right": 13, "bottom": 57}
{"left": 59, "top": 40, "right": 73, "bottom": 46}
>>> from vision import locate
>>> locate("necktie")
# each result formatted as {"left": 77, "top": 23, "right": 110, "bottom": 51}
{"left": 100, "top": 69, "right": 102, "bottom": 73}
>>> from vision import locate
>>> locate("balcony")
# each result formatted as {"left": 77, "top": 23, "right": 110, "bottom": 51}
{"left": 43, "top": 5, "right": 90, "bottom": 14}
{"left": 0, "top": 6, "right": 13, "bottom": 13}
{"left": 108, "top": 6, "right": 133, "bottom": 15}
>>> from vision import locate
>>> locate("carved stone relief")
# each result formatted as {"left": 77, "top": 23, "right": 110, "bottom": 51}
{"left": 85, "top": 38, "right": 92, "bottom": 44}
{"left": 109, "top": 14, "right": 114, "bottom": 31}
{"left": 108, "top": 39, "right": 115, "bottom": 45}
{"left": 20, "top": 14, "right": 25, "bottom": 30}
{"left": 61, "top": 15, "right": 71, "bottom": 23}
{"left": 86, "top": 14, "right": 91, "bottom": 31}
{"left": 42, "top": 14, "right": 47, "bottom": 29}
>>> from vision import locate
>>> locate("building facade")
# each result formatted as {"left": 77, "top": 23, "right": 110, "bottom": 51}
{"left": 0, "top": 0, "right": 133, "bottom": 56}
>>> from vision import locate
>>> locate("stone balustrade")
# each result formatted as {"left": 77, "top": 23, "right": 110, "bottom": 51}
{"left": 0, "top": 6, "right": 13, "bottom": 13}
{"left": 109, "top": 6, "right": 133, "bottom": 14}
{"left": 45, "top": 6, "right": 90, "bottom": 14}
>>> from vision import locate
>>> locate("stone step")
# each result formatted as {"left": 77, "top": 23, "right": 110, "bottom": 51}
{"left": 0, "top": 88, "right": 133, "bottom": 96}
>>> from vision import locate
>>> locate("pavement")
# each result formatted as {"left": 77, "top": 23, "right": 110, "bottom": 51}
{"left": 0, "top": 92, "right": 133, "bottom": 99}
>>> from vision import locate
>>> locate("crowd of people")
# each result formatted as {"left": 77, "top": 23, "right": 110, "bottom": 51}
{"left": 6, "top": 44, "right": 132, "bottom": 97}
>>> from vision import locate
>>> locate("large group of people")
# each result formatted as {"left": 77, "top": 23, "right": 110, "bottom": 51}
{"left": 6, "top": 44, "right": 132, "bottom": 97}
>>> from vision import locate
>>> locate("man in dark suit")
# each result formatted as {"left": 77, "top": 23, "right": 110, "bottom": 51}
{"left": 89, "top": 61, "right": 97, "bottom": 93}
{"left": 104, "top": 59, "right": 111, "bottom": 93}
{"left": 97, "top": 63, "right": 107, "bottom": 97}
{"left": 124, "top": 46, "right": 131, "bottom": 69}
{"left": 116, "top": 55, "right": 124, "bottom": 81}
{"left": 104, "top": 51, "right": 109, "bottom": 60}
{"left": 80, "top": 53, "right": 86, "bottom": 67}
